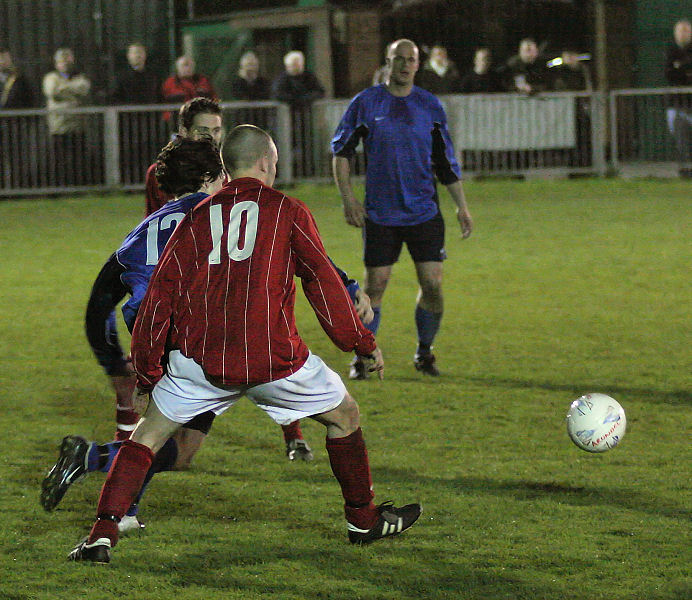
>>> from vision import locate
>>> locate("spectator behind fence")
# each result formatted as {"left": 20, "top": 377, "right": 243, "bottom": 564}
{"left": 0, "top": 47, "right": 35, "bottom": 108}
{"left": 415, "top": 45, "right": 462, "bottom": 95}
{"left": 500, "top": 38, "right": 551, "bottom": 94}
{"left": 665, "top": 19, "right": 692, "bottom": 177}
{"left": 230, "top": 51, "right": 270, "bottom": 101}
{"left": 551, "top": 48, "right": 592, "bottom": 91}
{"left": 459, "top": 47, "right": 503, "bottom": 94}
{"left": 42, "top": 48, "right": 94, "bottom": 185}
{"left": 162, "top": 55, "right": 217, "bottom": 104}
{"left": 271, "top": 51, "right": 325, "bottom": 106}
{"left": 112, "top": 42, "right": 161, "bottom": 105}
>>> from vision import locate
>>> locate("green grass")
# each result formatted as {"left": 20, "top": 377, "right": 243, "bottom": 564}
{"left": 0, "top": 179, "right": 690, "bottom": 599}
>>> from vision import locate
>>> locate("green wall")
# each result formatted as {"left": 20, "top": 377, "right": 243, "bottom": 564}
{"left": 634, "top": 0, "right": 692, "bottom": 87}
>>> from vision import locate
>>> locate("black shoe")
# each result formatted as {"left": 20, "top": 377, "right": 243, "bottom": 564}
{"left": 349, "top": 356, "right": 369, "bottom": 380}
{"left": 41, "top": 435, "right": 90, "bottom": 511}
{"left": 68, "top": 536, "right": 111, "bottom": 563}
{"left": 286, "top": 439, "right": 314, "bottom": 462}
{"left": 348, "top": 501, "right": 422, "bottom": 544}
{"left": 414, "top": 353, "right": 440, "bottom": 376}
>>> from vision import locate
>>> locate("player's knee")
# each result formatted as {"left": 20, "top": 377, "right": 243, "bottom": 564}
{"left": 335, "top": 394, "right": 360, "bottom": 434}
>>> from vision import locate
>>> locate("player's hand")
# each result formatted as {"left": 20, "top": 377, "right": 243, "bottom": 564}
{"left": 131, "top": 389, "right": 151, "bottom": 415}
{"left": 354, "top": 289, "right": 374, "bottom": 324}
{"left": 457, "top": 207, "right": 473, "bottom": 239}
{"left": 343, "top": 199, "right": 367, "bottom": 228}
{"left": 358, "top": 348, "right": 384, "bottom": 380}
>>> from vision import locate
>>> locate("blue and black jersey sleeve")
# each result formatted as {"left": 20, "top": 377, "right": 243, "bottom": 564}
{"left": 431, "top": 121, "right": 461, "bottom": 185}
{"left": 331, "top": 96, "right": 368, "bottom": 158}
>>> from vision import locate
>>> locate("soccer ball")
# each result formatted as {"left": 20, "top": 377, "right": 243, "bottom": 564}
{"left": 566, "top": 393, "right": 626, "bottom": 453}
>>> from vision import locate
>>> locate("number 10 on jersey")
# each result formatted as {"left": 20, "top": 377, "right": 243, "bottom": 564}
{"left": 208, "top": 201, "right": 259, "bottom": 264}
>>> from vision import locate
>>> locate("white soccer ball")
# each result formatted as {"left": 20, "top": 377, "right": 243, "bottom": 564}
{"left": 566, "top": 393, "right": 626, "bottom": 453}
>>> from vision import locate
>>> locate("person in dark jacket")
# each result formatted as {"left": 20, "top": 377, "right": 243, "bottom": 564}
{"left": 112, "top": 42, "right": 161, "bottom": 105}
{"left": 0, "top": 47, "right": 34, "bottom": 108}
{"left": 664, "top": 19, "right": 692, "bottom": 176}
{"left": 415, "top": 45, "right": 462, "bottom": 95}
{"left": 271, "top": 51, "right": 324, "bottom": 106}
{"left": 459, "top": 48, "right": 503, "bottom": 94}
{"left": 230, "top": 51, "right": 270, "bottom": 101}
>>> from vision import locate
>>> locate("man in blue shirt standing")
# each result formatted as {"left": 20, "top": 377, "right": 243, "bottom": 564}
{"left": 331, "top": 39, "right": 473, "bottom": 378}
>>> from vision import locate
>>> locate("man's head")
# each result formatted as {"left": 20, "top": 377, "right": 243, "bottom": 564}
{"left": 239, "top": 51, "right": 260, "bottom": 81}
{"left": 473, "top": 47, "right": 491, "bottom": 74}
{"left": 176, "top": 55, "right": 196, "bottom": 78}
{"left": 222, "top": 124, "right": 278, "bottom": 187}
{"left": 386, "top": 39, "right": 419, "bottom": 87}
{"left": 54, "top": 48, "right": 75, "bottom": 74}
{"left": 179, "top": 97, "right": 224, "bottom": 146}
{"left": 674, "top": 19, "right": 692, "bottom": 48}
{"left": 429, "top": 45, "right": 449, "bottom": 68}
{"left": 155, "top": 136, "right": 224, "bottom": 197}
{"left": 127, "top": 42, "right": 147, "bottom": 71}
{"left": 0, "top": 48, "right": 13, "bottom": 73}
{"left": 519, "top": 38, "right": 538, "bottom": 64}
{"left": 283, "top": 51, "right": 305, "bottom": 76}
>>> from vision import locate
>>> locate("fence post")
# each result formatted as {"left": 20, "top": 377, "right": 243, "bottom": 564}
{"left": 103, "top": 107, "right": 121, "bottom": 188}
{"left": 275, "top": 102, "right": 293, "bottom": 185}
{"left": 590, "top": 91, "right": 608, "bottom": 176}
{"left": 608, "top": 91, "right": 619, "bottom": 173}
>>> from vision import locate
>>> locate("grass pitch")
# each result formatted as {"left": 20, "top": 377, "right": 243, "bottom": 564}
{"left": 0, "top": 178, "right": 689, "bottom": 599}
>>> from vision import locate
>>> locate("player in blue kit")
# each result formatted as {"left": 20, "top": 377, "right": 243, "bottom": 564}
{"left": 331, "top": 38, "right": 473, "bottom": 378}
{"left": 41, "top": 137, "right": 373, "bottom": 529}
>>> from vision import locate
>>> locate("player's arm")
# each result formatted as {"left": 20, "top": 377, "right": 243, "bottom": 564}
{"left": 292, "top": 205, "right": 376, "bottom": 356}
{"left": 432, "top": 120, "right": 473, "bottom": 239}
{"left": 332, "top": 155, "right": 366, "bottom": 228}
{"left": 331, "top": 97, "right": 368, "bottom": 228}
{"left": 329, "top": 258, "right": 373, "bottom": 325}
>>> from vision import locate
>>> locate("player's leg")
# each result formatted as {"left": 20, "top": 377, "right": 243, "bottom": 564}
{"left": 84, "top": 256, "right": 138, "bottom": 439}
{"left": 69, "top": 350, "right": 241, "bottom": 563}
{"left": 406, "top": 211, "right": 446, "bottom": 375}
{"left": 248, "top": 353, "right": 421, "bottom": 544}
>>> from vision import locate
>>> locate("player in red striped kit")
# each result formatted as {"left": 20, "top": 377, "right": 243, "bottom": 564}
{"left": 142, "top": 97, "right": 312, "bottom": 459}
{"left": 69, "top": 124, "right": 421, "bottom": 563}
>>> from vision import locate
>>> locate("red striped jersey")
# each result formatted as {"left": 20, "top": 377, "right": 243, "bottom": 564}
{"left": 131, "top": 177, "right": 375, "bottom": 390}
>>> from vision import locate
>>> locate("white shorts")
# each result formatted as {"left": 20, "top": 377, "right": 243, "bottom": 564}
{"left": 152, "top": 350, "right": 346, "bottom": 426}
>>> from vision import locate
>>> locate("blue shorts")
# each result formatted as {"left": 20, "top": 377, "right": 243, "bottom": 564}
{"left": 363, "top": 211, "right": 446, "bottom": 267}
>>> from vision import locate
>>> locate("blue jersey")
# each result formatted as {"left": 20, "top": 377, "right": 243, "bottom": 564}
{"left": 331, "top": 84, "right": 461, "bottom": 227}
{"left": 116, "top": 192, "right": 208, "bottom": 330}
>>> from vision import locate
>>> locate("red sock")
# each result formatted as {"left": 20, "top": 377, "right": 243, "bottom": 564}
{"left": 326, "top": 427, "right": 378, "bottom": 529}
{"left": 87, "top": 439, "right": 154, "bottom": 546}
{"left": 115, "top": 406, "right": 139, "bottom": 441}
{"left": 281, "top": 420, "right": 303, "bottom": 443}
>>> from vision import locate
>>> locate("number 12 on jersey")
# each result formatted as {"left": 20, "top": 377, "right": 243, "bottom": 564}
{"left": 208, "top": 201, "right": 259, "bottom": 264}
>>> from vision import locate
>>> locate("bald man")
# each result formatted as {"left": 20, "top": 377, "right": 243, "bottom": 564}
{"left": 332, "top": 38, "right": 473, "bottom": 379}
{"left": 69, "top": 124, "right": 420, "bottom": 564}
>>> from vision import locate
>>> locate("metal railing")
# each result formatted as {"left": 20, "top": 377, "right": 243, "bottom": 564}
{"left": 1, "top": 88, "right": 691, "bottom": 196}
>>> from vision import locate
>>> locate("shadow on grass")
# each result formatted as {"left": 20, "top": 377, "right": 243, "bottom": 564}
{"left": 368, "top": 467, "right": 691, "bottom": 522}
{"left": 465, "top": 375, "right": 691, "bottom": 406}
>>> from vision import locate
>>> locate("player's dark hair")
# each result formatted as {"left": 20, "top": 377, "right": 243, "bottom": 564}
{"left": 222, "top": 124, "right": 272, "bottom": 173}
{"left": 178, "top": 97, "right": 222, "bottom": 132}
{"left": 155, "top": 136, "right": 223, "bottom": 196}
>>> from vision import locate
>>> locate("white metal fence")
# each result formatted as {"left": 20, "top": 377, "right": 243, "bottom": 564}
{"left": 1, "top": 88, "right": 691, "bottom": 197}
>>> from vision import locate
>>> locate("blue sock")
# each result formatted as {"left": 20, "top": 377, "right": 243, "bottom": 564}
{"left": 88, "top": 441, "right": 122, "bottom": 473}
{"left": 366, "top": 306, "right": 381, "bottom": 336}
{"left": 415, "top": 305, "right": 442, "bottom": 355}
{"left": 125, "top": 437, "right": 179, "bottom": 517}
